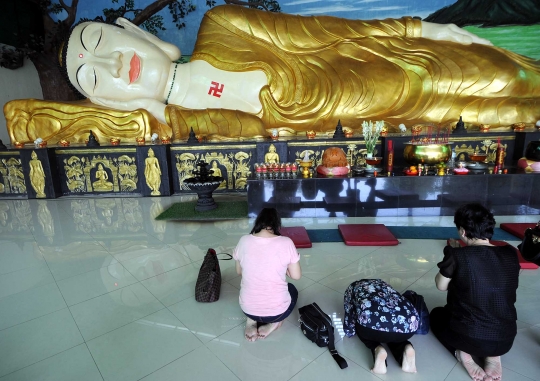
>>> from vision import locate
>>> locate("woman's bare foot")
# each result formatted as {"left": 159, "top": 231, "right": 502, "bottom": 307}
{"left": 244, "top": 317, "right": 258, "bottom": 342}
{"left": 402, "top": 343, "right": 417, "bottom": 373}
{"left": 372, "top": 345, "right": 387, "bottom": 374}
{"left": 257, "top": 321, "right": 283, "bottom": 339}
{"left": 484, "top": 356, "right": 502, "bottom": 380}
{"left": 456, "top": 350, "right": 489, "bottom": 381}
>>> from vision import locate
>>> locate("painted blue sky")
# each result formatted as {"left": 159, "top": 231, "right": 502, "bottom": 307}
{"left": 75, "top": 0, "right": 457, "bottom": 54}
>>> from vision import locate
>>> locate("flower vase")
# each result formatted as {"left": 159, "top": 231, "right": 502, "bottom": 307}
{"left": 366, "top": 153, "right": 374, "bottom": 159}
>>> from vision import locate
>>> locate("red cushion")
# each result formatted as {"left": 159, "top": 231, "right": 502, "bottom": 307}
{"left": 338, "top": 224, "right": 399, "bottom": 246}
{"left": 500, "top": 223, "right": 537, "bottom": 239}
{"left": 446, "top": 239, "right": 538, "bottom": 270}
{"left": 281, "top": 227, "right": 312, "bottom": 248}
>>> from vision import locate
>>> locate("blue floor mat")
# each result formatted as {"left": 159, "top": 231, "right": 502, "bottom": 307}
{"left": 306, "top": 227, "right": 518, "bottom": 242}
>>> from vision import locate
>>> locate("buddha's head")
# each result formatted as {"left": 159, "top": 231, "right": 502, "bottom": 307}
{"left": 268, "top": 144, "right": 276, "bottom": 153}
{"left": 148, "top": 148, "right": 155, "bottom": 157}
{"left": 62, "top": 18, "right": 181, "bottom": 101}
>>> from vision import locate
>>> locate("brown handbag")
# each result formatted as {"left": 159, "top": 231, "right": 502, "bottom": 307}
{"left": 195, "top": 249, "right": 232, "bottom": 302}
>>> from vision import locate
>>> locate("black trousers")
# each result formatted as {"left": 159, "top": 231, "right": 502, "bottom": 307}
{"left": 429, "top": 306, "right": 514, "bottom": 358}
{"left": 355, "top": 323, "right": 414, "bottom": 366}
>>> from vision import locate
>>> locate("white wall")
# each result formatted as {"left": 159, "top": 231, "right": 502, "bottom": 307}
{"left": 0, "top": 57, "right": 43, "bottom": 145}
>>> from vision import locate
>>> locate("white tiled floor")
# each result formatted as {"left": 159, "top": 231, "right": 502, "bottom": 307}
{"left": 0, "top": 196, "right": 539, "bottom": 381}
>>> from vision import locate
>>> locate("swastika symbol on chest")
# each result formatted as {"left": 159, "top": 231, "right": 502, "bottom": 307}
{"left": 208, "top": 81, "right": 224, "bottom": 97}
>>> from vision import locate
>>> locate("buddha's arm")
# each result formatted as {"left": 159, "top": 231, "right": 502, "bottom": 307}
{"left": 205, "top": 5, "right": 491, "bottom": 49}
{"left": 165, "top": 106, "right": 267, "bottom": 140}
{"left": 204, "top": 5, "right": 422, "bottom": 46}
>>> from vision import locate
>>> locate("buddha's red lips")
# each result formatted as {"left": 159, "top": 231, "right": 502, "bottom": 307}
{"left": 129, "top": 54, "right": 140, "bottom": 84}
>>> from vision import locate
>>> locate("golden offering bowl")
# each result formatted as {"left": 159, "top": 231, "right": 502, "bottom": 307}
{"left": 479, "top": 124, "right": 491, "bottom": 132}
{"left": 59, "top": 139, "right": 70, "bottom": 147}
{"left": 299, "top": 160, "right": 313, "bottom": 177}
{"left": 110, "top": 138, "right": 121, "bottom": 146}
{"left": 344, "top": 130, "right": 354, "bottom": 138}
{"left": 136, "top": 137, "right": 145, "bottom": 146}
{"left": 13, "top": 141, "right": 24, "bottom": 148}
{"left": 38, "top": 140, "right": 48, "bottom": 148}
{"left": 512, "top": 122, "right": 526, "bottom": 131}
{"left": 380, "top": 126, "right": 388, "bottom": 136}
{"left": 306, "top": 130, "right": 316, "bottom": 139}
{"left": 403, "top": 143, "right": 453, "bottom": 165}
{"left": 161, "top": 136, "right": 171, "bottom": 144}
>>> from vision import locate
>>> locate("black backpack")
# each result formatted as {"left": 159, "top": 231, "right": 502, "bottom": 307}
{"left": 518, "top": 222, "right": 540, "bottom": 265}
{"left": 298, "top": 303, "right": 348, "bottom": 369}
{"left": 402, "top": 290, "right": 430, "bottom": 335}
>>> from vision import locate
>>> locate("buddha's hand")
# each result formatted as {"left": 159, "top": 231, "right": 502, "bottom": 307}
{"left": 90, "top": 97, "right": 167, "bottom": 124}
{"left": 420, "top": 21, "right": 493, "bottom": 46}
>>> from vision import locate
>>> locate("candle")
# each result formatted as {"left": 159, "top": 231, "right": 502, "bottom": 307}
{"left": 386, "top": 140, "right": 394, "bottom": 173}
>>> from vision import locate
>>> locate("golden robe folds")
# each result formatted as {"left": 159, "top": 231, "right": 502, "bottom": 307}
{"left": 192, "top": 5, "right": 540, "bottom": 131}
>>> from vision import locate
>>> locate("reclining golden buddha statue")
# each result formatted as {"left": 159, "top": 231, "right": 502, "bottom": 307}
{"left": 4, "top": 4, "right": 540, "bottom": 144}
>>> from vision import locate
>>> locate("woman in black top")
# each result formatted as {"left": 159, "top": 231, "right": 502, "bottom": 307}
{"left": 430, "top": 203, "right": 520, "bottom": 381}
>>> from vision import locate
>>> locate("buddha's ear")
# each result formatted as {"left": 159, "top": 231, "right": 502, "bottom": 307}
{"left": 115, "top": 17, "right": 181, "bottom": 61}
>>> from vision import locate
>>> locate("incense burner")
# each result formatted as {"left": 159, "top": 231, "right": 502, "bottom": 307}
{"left": 403, "top": 143, "right": 453, "bottom": 165}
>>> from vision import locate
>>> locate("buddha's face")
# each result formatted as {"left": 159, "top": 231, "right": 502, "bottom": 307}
{"left": 66, "top": 21, "right": 172, "bottom": 101}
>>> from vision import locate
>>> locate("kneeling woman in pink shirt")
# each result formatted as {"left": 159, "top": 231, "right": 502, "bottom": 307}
{"left": 233, "top": 208, "right": 302, "bottom": 341}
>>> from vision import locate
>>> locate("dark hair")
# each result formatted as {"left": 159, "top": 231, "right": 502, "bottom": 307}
{"left": 453, "top": 203, "right": 496, "bottom": 240}
{"left": 250, "top": 208, "right": 281, "bottom": 235}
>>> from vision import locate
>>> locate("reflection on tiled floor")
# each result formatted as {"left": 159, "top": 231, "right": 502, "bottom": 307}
{"left": 0, "top": 196, "right": 539, "bottom": 381}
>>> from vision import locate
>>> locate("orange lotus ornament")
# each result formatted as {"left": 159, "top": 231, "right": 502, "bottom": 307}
{"left": 306, "top": 130, "right": 316, "bottom": 139}
{"left": 479, "top": 124, "right": 490, "bottom": 132}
